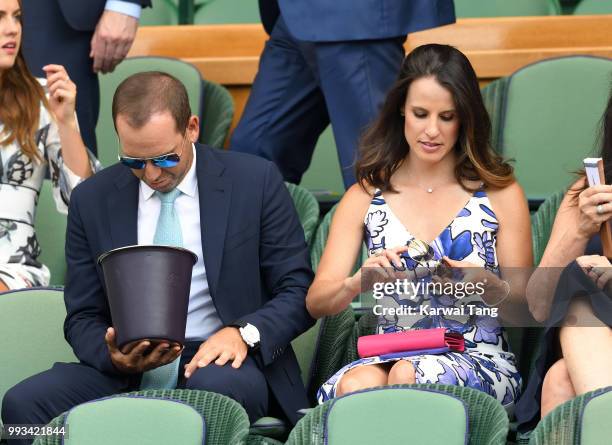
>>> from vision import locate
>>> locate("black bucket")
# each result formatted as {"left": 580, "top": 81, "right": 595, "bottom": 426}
{"left": 98, "top": 245, "right": 198, "bottom": 349}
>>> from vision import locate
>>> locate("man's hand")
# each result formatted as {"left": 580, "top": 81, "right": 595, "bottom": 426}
{"left": 105, "top": 327, "right": 182, "bottom": 374}
{"left": 90, "top": 10, "right": 139, "bottom": 74}
{"left": 184, "top": 327, "right": 248, "bottom": 378}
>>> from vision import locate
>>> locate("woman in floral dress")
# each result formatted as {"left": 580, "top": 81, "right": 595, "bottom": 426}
{"left": 0, "top": 0, "right": 99, "bottom": 291}
{"left": 306, "top": 44, "right": 533, "bottom": 413}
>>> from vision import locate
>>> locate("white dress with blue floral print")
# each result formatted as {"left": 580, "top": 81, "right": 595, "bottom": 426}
{"left": 318, "top": 189, "right": 522, "bottom": 412}
{"left": 0, "top": 79, "right": 101, "bottom": 289}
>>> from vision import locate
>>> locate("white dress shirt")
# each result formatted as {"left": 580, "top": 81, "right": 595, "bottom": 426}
{"left": 137, "top": 144, "right": 223, "bottom": 341}
{"left": 105, "top": 1, "right": 142, "bottom": 19}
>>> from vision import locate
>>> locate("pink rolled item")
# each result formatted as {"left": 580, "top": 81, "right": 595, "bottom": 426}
{"left": 357, "top": 328, "right": 465, "bottom": 359}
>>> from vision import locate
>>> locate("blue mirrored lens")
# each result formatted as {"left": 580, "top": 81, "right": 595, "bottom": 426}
{"left": 119, "top": 158, "right": 146, "bottom": 169}
{"left": 151, "top": 155, "right": 180, "bottom": 168}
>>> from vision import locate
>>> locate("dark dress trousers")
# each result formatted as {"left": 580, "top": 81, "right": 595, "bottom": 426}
{"left": 231, "top": 0, "right": 456, "bottom": 188}
{"left": 1, "top": 145, "right": 315, "bottom": 438}
{"left": 21, "top": 0, "right": 151, "bottom": 154}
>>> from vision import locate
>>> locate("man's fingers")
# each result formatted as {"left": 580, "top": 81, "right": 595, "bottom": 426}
{"left": 128, "top": 340, "right": 151, "bottom": 359}
{"left": 197, "top": 350, "right": 220, "bottom": 368}
{"left": 214, "top": 351, "right": 233, "bottom": 367}
{"left": 105, "top": 328, "right": 118, "bottom": 352}
{"left": 231, "top": 352, "right": 246, "bottom": 369}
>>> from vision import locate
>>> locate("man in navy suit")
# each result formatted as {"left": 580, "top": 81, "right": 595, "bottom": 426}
{"left": 1, "top": 72, "right": 314, "bottom": 437}
{"left": 21, "top": 0, "right": 152, "bottom": 154}
{"left": 231, "top": 0, "right": 455, "bottom": 188}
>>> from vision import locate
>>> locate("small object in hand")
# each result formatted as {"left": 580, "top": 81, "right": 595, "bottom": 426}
{"left": 597, "top": 204, "right": 604, "bottom": 215}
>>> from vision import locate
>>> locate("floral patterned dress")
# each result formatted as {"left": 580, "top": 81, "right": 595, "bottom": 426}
{"left": 318, "top": 189, "right": 522, "bottom": 412}
{"left": 0, "top": 79, "right": 100, "bottom": 289}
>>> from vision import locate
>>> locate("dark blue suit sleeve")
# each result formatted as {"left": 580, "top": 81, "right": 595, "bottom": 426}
{"left": 238, "top": 162, "right": 315, "bottom": 366}
{"left": 58, "top": 0, "right": 152, "bottom": 31}
{"left": 64, "top": 188, "right": 120, "bottom": 376}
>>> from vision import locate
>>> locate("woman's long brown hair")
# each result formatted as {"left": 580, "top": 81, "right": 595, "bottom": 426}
{"left": 0, "top": 0, "right": 48, "bottom": 162}
{"left": 356, "top": 44, "right": 514, "bottom": 193}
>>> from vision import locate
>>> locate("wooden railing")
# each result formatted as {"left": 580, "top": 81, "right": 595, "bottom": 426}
{"left": 127, "top": 15, "right": 612, "bottom": 133}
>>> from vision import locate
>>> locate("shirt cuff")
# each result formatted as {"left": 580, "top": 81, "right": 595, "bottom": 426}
{"left": 105, "top": 1, "right": 142, "bottom": 19}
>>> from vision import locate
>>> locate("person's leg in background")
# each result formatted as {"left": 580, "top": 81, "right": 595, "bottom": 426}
{"left": 2, "top": 363, "right": 132, "bottom": 445}
{"left": 314, "top": 37, "right": 406, "bottom": 188}
{"left": 230, "top": 17, "right": 329, "bottom": 185}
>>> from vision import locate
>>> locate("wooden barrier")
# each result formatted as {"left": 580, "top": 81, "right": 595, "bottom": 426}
{"left": 127, "top": 15, "right": 612, "bottom": 136}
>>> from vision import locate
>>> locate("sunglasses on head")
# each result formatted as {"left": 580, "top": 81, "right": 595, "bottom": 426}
{"left": 118, "top": 152, "right": 181, "bottom": 170}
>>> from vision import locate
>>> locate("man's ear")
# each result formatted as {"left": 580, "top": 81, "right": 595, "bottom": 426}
{"left": 187, "top": 115, "right": 200, "bottom": 143}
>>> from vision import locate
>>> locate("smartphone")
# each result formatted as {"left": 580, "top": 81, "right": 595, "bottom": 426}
{"left": 584, "top": 157, "right": 603, "bottom": 187}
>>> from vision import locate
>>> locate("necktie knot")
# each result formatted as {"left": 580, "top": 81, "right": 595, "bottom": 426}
{"left": 155, "top": 188, "right": 182, "bottom": 205}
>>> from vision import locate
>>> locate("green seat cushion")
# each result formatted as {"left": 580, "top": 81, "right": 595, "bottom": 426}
{"left": 324, "top": 387, "right": 468, "bottom": 445}
{"left": 580, "top": 390, "right": 612, "bottom": 445}
{"left": 63, "top": 396, "right": 205, "bottom": 445}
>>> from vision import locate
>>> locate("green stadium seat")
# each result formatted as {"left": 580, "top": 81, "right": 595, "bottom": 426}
{"left": 573, "top": 0, "right": 612, "bottom": 15}
{"left": 0, "top": 288, "right": 77, "bottom": 430}
{"left": 32, "top": 390, "right": 250, "bottom": 445}
{"left": 139, "top": 0, "right": 178, "bottom": 26}
{"left": 300, "top": 127, "right": 345, "bottom": 203}
{"left": 286, "top": 384, "right": 509, "bottom": 445}
{"left": 527, "top": 386, "right": 612, "bottom": 445}
{"left": 485, "top": 56, "right": 612, "bottom": 202}
{"left": 193, "top": 0, "right": 261, "bottom": 24}
{"left": 34, "top": 181, "right": 67, "bottom": 286}
{"left": 284, "top": 182, "right": 319, "bottom": 246}
{"left": 454, "top": 0, "right": 560, "bottom": 17}
{"left": 96, "top": 57, "right": 233, "bottom": 167}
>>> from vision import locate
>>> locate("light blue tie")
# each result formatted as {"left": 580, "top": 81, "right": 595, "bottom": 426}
{"left": 140, "top": 188, "right": 183, "bottom": 390}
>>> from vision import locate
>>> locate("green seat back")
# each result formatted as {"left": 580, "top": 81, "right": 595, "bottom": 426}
{"left": 200, "top": 79, "right": 235, "bottom": 148}
{"left": 300, "top": 126, "right": 345, "bottom": 201}
{"left": 284, "top": 182, "right": 320, "bottom": 246}
{"left": 140, "top": 0, "right": 178, "bottom": 25}
{"left": 194, "top": 0, "right": 261, "bottom": 24}
{"left": 528, "top": 386, "right": 612, "bottom": 445}
{"left": 96, "top": 57, "right": 204, "bottom": 168}
{"left": 287, "top": 383, "right": 509, "bottom": 445}
{"left": 500, "top": 56, "right": 612, "bottom": 201}
{"left": 454, "top": 0, "right": 560, "bottom": 17}
{"left": 33, "top": 390, "right": 250, "bottom": 445}
{"left": 325, "top": 388, "right": 467, "bottom": 445}
{"left": 0, "top": 289, "right": 76, "bottom": 414}
{"left": 34, "top": 181, "right": 67, "bottom": 285}
{"left": 64, "top": 397, "right": 204, "bottom": 445}
{"left": 574, "top": 0, "right": 612, "bottom": 15}
{"left": 310, "top": 204, "right": 368, "bottom": 306}
{"left": 581, "top": 390, "right": 612, "bottom": 445}
{"left": 530, "top": 189, "right": 566, "bottom": 264}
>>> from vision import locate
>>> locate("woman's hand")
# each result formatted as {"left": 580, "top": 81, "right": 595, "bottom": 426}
{"left": 43, "top": 64, "right": 77, "bottom": 126}
{"left": 344, "top": 246, "right": 409, "bottom": 295}
{"left": 576, "top": 255, "right": 612, "bottom": 292}
{"left": 577, "top": 185, "right": 612, "bottom": 239}
{"left": 438, "top": 257, "right": 510, "bottom": 306}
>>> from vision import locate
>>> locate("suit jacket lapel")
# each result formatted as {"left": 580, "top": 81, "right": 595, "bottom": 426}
{"left": 197, "top": 145, "right": 232, "bottom": 297}
{"left": 107, "top": 167, "right": 139, "bottom": 249}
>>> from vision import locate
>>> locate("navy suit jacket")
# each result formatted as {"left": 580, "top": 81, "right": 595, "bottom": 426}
{"left": 259, "top": 0, "right": 455, "bottom": 41}
{"left": 64, "top": 144, "right": 315, "bottom": 423}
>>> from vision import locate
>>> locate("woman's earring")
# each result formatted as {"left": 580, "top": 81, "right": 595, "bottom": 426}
{"left": 399, "top": 109, "right": 405, "bottom": 117}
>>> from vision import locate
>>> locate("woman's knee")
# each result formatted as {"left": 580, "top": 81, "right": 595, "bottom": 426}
{"left": 541, "top": 359, "right": 575, "bottom": 417}
{"left": 336, "top": 365, "right": 388, "bottom": 397}
{"left": 388, "top": 360, "right": 416, "bottom": 385}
